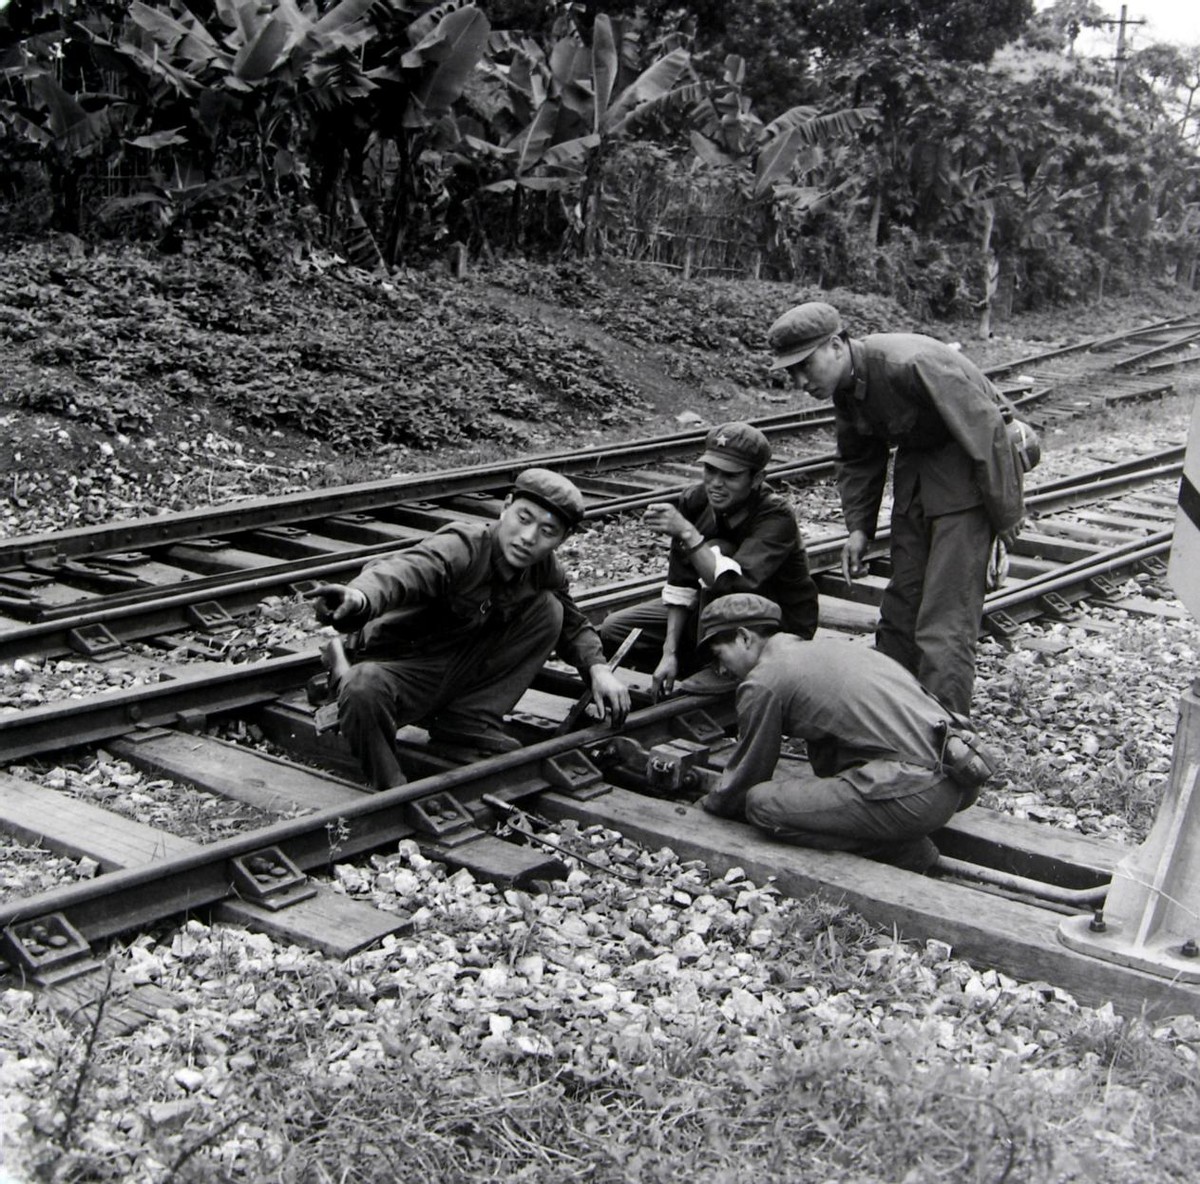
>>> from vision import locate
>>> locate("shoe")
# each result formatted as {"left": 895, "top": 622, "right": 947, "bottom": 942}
{"left": 870, "top": 837, "right": 940, "bottom": 874}
{"left": 426, "top": 724, "right": 523, "bottom": 755}
{"left": 675, "top": 668, "right": 740, "bottom": 696}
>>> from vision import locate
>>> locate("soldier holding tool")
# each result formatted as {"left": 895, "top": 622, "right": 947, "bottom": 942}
{"left": 696, "top": 594, "right": 995, "bottom": 873}
{"left": 306, "top": 468, "right": 629, "bottom": 791}
{"left": 600, "top": 421, "right": 819, "bottom": 699}
{"left": 768, "top": 302, "right": 1023, "bottom": 715}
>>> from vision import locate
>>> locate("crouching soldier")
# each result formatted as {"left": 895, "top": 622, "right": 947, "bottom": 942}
{"left": 307, "top": 468, "right": 629, "bottom": 791}
{"left": 600, "top": 421, "right": 818, "bottom": 698}
{"left": 696, "top": 593, "right": 995, "bottom": 872}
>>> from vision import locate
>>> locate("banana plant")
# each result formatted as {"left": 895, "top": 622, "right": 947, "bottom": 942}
{"left": 81, "top": 0, "right": 490, "bottom": 262}
{"left": 466, "top": 13, "right": 692, "bottom": 253}
{"left": 686, "top": 54, "right": 876, "bottom": 203}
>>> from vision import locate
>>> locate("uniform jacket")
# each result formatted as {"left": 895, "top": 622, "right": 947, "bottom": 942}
{"left": 664, "top": 483, "right": 819, "bottom": 639}
{"left": 340, "top": 521, "right": 605, "bottom": 673}
{"left": 704, "top": 634, "right": 954, "bottom": 818}
{"left": 836, "top": 334, "right": 1023, "bottom": 536}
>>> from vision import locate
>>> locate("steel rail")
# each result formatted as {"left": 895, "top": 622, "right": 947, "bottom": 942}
{"left": 1112, "top": 329, "right": 1200, "bottom": 372}
{"left": 0, "top": 696, "right": 707, "bottom": 940}
{"left": 3, "top": 313, "right": 1187, "bottom": 575}
{"left": 0, "top": 450, "right": 842, "bottom": 627}
{"left": 980, "top": 314, "right": 1196, "bottom": 377}
{"left": 0, "top": 410, "right": 834, "bottom": 570}
{"left": 0, "top": 651, "right": 320, "bottom": 761}
{"left": 985, "top": 532, "right": 1171, "bottom": 619}
{"left": 0, "top": 524, "right": 1176, "bottom": 764}
{"left": 0, "top": 449, "right": 1182, "bottom": 666}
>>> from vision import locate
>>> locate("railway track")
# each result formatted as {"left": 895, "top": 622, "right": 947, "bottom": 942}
{"left": 0, "top": 314, "right": 1193, "bottom": 665}
{"left": 1, "top": 319, "right": 1198, "bottom": 1025}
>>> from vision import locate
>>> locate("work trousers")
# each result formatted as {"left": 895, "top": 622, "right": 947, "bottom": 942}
{"left": 599, "top": 600, "right": 703, "bottom": 675}
{"left": 336, "top": 592, "right": 563, "bottom": 790}
{"left": 745, "top": 762, "right": 962, "bottom": 854}
{"left": 876, "top": 499, "right": 992, "bottom": 716}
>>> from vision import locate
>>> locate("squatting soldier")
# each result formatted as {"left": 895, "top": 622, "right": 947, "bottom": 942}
{"left": 307, "top": 468, "right": 629, "bottom": 790}
{"left": 600, "top": 421, "right": 819, "bottom": 697}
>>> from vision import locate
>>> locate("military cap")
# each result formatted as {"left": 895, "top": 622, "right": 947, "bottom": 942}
{"left": 698, "top": 593, "right": 783, "bottom": 646}
{"left": 767, "top": 302, "right": 843, "bottom": 370}
{"left": 511, "top": 468, "right": 586, "bottom": 530}
{"left": 699, "top": 422, "right": 771, "bottom": 474}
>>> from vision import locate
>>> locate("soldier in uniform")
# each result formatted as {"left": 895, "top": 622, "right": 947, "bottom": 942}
{"left": 767, "top": 302, "right": 1023, "bottom": 715}
{"left": 696, "top": 594, "right": 993, "bottom": 872}
{"left": 307, "top": 469, "right": 629, "bottom": 790}
{"left": 600, "top": 421, "right": 819, "bottom": 697}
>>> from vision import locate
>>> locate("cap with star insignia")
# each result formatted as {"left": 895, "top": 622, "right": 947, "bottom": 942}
{"left": 698, "top": 422, "right": 771, "bottom": 474}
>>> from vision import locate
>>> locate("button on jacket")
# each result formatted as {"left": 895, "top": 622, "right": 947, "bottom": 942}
{"left": 836, "top": 335, "right": 1023, "bottom": 537}
{"left": 342, "top": 521, "right": 605, "bottom": 673}
{"left": 664, "top": 483, "right": 819, "bottom": 639}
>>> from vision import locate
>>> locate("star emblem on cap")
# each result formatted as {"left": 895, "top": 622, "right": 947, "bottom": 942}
{"left": 716, "top": 433, "right": 728, "bottom": 446}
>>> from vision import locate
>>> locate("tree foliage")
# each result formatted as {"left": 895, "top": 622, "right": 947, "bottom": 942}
{"left": 0, "top": 0, "right": 1197, "bottom": 312}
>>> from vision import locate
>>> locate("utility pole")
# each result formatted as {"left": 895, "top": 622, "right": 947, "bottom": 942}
{"left": 1099, "top": 5, "right": 1147, "bottom": 96}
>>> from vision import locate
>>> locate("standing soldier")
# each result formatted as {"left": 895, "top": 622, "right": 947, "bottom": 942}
{"left": 600, "top": 421, "right": 819, "bottom": 698}
{"left": 307, "top": 469, "right": 629, "bottom": 791}
{"left": 768, "top": 303, "right": 1023, "bottom": 715}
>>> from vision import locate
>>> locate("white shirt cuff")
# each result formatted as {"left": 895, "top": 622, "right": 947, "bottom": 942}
{"left": 700, "top": 549, "right": 743, "bottom": 589}
{"left": 662, "top": 583, "right": 699, "bottom": 608}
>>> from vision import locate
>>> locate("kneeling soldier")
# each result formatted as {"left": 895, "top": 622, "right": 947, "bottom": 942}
{"left": 697, "top": 593, "right": 994, "bottom": 872}
{"left": 307, "top": 468, "right": 629, "bottom": 790}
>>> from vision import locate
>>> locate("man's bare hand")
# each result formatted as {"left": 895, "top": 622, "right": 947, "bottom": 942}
{"left": 841, "top": 529, "right": 870, "bottom": 584}
{"left": 305, "top": 584, "right": 367, "bottom": 626}
{"left": 997, "top": 518, "right": 1024, "bottom": 549}
{"left": 643, "top": 502, "right": 691, "bottom": 539}
{"left": 589, "top": 666, "right": 630, "bottom": 727}
{"left": 651, "top": 652, "right": 679, "bottom": 701}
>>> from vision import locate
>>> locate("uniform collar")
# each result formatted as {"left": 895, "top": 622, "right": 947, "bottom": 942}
{"left": 846, "top": 338, "right": 867, "bottom": 403}
{"left": 487, "top": 524, "right": 520, "bottom": 582}
{"left": 711, "top": 485, "right": 763, "bottom": 529}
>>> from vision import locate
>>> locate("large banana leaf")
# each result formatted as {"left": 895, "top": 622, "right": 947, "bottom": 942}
{"left": 231, "top": 15, "right": 292, "bottom": 83}
{"left": 754, "top": 126, "right": 806, "bottom": 197}
{"left": 505, "top": 99, "right": 561, "bottom": 175}
{"left": 29, "top": 74, "right": 124, "bottom": 157}
{"left": 603, "top": 47, "right": 690, "bottom": 135}
{"left": 403, "top": 6, "right": 491, "bottom": 120}
{"left": 590, "top": 14, "right": 618, "bottom": 134}
{"left": 127, "top": 2, "right": 224, "bottom": 67}
{"left": 689, "top": 130, "right": 739, "bottom": 168}
{"left": 539, "top": 133, "right": 599, "bottom": 168}
{"left": 482, "top": 175, "right": 574, "bottom": 193}
{"left": 214, "top": 0, "right": 260, "bottom": 48}
{"left": 128, "top": 127, "right": 189, "bottom": 150}
{"left": 313, "top": 0, "right": 376, "bottom": 39}
{"left": 754, "top": 107, "right": 876, "bottom": 197}
{"left": 29, "top": 73, "right": 88, "bottom": 139}
{"left": 763, "top": 105, "right": 876, "bottom": 143}
{"left": 116, "top": 41, "right": 206, "bottom": 97}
